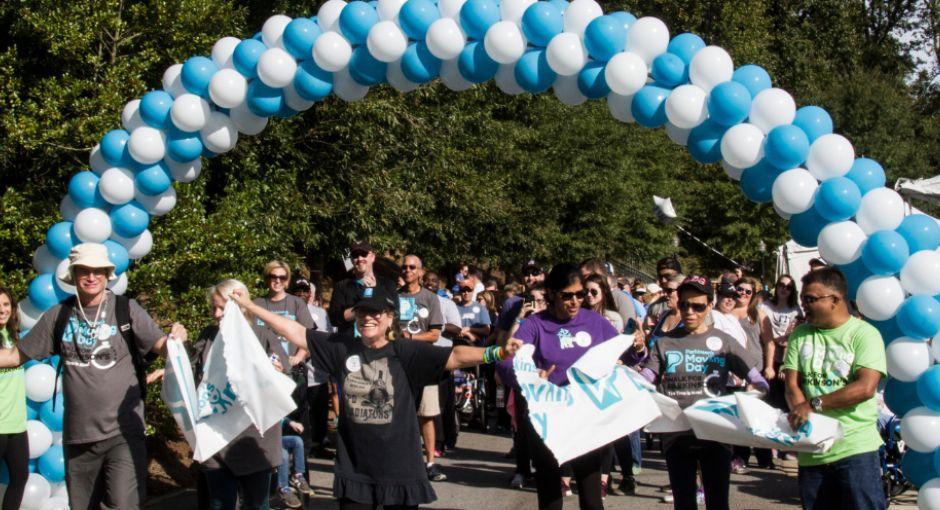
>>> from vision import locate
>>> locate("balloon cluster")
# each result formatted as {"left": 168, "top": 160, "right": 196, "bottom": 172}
{"left": 0, "top": 357, "right": 68, "bottom": 510}
{"left": 16, "top": 2, "right": 940, "bottom": 505}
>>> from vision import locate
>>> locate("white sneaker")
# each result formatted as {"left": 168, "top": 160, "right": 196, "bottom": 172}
{"left": 661, "top": 489, "right": 674, "bottom": 503}
{"left": 510, "top": 473, "right": 524, "bottom": 489}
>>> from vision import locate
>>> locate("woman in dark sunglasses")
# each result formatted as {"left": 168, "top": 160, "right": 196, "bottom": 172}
{"left": 647, "top": 273, "right": 686, "bottom": 348}
{"left": 583, "top": 274, "right": 623, "bottom": 333}
{"left": 759, "top": 274, "right": 804, "bottom": 432}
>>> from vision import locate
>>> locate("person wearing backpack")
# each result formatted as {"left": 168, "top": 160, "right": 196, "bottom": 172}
{"left": 0, "top": 243, "right": 186, "bottom": 509}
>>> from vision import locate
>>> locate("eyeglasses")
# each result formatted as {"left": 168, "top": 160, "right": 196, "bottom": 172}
{"left": 560, "top": 290, "right": 587, "bottom": 302}
{"left": 401, "top": 264, "right": 418, "bottom": 271}
{"left": 678, "top": 301, "right": 708, "bottom": 313}
{"left": 663, "top": 288, "right": 678, "bottom": 295}
{"left": 801, "top": 294, "right": 836, "bottom": 305}
{"left": 351, "top": 251, "right": 370, "bottom": 259}
{"left": 587, "top": 288, "right": 601, "bottom": 297}
{"left": 459, "top": 287, "right": 474, "bottom": 293}
{"left": 737, "top": 288, "right": 753, "bottom": 296}
{"left": 267, "top": 275, "right": 289, "bottom": 282}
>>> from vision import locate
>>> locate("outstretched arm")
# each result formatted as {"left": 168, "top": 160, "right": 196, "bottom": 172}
{"left": 445, "top": 339, "right": 523, "bottom": 371}
{"left": 230, "top": 290, "right": 308, "bottom": 352}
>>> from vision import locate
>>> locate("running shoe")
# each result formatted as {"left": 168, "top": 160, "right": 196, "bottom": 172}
{"left": 731, "top": 457, "right": 748, "bottom": 475}
{"left": 561, "top": 480, "right": 573, "bottom": 497}
{"left": 618, "top": 477, "right": 636, "bottom": 496}
{"left": 510, "top": 473, "right": 525, "bottom": 489}
{"left": 290, "top": 473, "right": 314, "bottom": 496}
{"left": 277, "top": 487, "right": 302, "bottom": 509}
{"left": 427, "top": 463, "right": 447, "bottom": 481}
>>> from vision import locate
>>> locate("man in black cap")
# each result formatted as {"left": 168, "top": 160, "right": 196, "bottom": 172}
{"left": 808, "top": 257, "right": 828, "bottom": 271}
{"left": 329, "top": 241, "right": 398, "bottom": 335}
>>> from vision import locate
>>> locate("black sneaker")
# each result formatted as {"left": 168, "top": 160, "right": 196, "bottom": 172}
{"left": 277, "top": 487, "right": 303, "bottom": 509}
{"left": 618, "top": 477, "right": 637, "bottom": 496}
{"left": 290, "top": 473, "right": 315, "bottom": 496}
{"left": 427, "top": 463, "right": 447, "bottom": 481}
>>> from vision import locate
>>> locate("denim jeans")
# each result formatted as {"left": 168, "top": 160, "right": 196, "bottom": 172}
{"left": 277, "top": 435, "right": 306, "bottom": 488}
{"left": 663, "top": 435, "right": 732, "bottom": 510}
{"left": 798, "top": 450, "right": 886, "bottom": 510}
{"left": 203, "top": 464, "right": 271, "bottom": 510}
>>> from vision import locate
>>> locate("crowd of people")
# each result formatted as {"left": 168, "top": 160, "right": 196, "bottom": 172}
{"left": 0, "top": 240, "right": 889, "bottom": 510}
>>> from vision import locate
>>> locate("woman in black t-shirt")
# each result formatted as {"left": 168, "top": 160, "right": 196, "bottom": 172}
{"left": 232, "top": 285, "right": 522, "bottom": 510}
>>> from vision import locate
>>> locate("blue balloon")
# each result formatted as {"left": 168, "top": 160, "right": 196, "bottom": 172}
{"left": 788, "top": 207, "right": 826, "bottom": 247}
{"left": 252, "top": 31, "right": 263, "bottom": 41}
{"left": 458, "top": 41, "right": 499, "bottom": 83}
{"left": 339, "top": 1, "right": 379, "bottom": 45}
{"left": 838, "top": 257, "right": 873, "bottom": 301}
{"left": 732, "top": 64, "right": 771, "bottom": 98}
{"left": 29, "top": 459, "right": 38, "bottom": 474}
{"left": 180, "top": 56, "right": 218, "bottom": 97}
{"left": 918, "top": 365, "right": 940, "bottom": 412}
{"left": 294, "top": 60, "right": 333, "bottom": 101}
{"left": 897, "top": 214, "right": 940, "bottom": 253}
{"left": 401, "top": 0, "right": 442, "bottom": 39}
{"left": 631, "top": 84, "right": 671, "bottom": 128}
{"left": 845, "top": 158, "right": 886, "bottom": 196}
{"left": 102, "top": 240, "right": 129, "bottom": 275}
{"left": 896, "top": 295, "right": 940, "bottom": 339}
{"left": 460, "top": 0, "right": 500, "bottom": 40}
{"left": 608, "top": 11, "right": 637, "bottom": 32}
{"left": 139, "top": 90, "right": 174, "bottom": 129}
{"left": 47, "top": 354, "right": 61, "bottom": 369}
{"left": 283, "top": 17, "right": 322, "bottom": 59}
{"left": 402, "top": 42, "right": 441, "bottom": 83}
{"left": 763, "top": 125, "right": 810, "bottom": 170}
{"left": 861, "top": 230, "right": 910, "bottom": 276}
{"left": 38, "top": 445, "right": 65, "bottom": 483}
{"left": 687, "top": 120, "right": 727, "bottom": 164}
{"left": 707, "top": 81, "right": 751, "bottom": 127}
{"left": 165, "top": 127, "right": 204, "bottom": 163}
{"left": 110, "top": 201, "right": 150, "bottom": 238}
{"left": 68, "top": 171, "right": 108, "bottom": 210}
{"left": 814, "top": 177, "right": 862, "bottom": 222}
{"left": 547, "top": 0, "right": 568, "bottom": 12}
{"left": 29, "top": 274, "right": 69, "bottom": 311}
{"left": 233, "top": 39, "right": 268, "bottom": 79}
{"left": 667, "top": 33, "right": 706, "bottom": 65}
{"left": 584, "top": 16, "right": 627, "bottom": 62}
{"left": 884, "top": 378, "right": 923, "bottom": 417}
{"left": 903, "top": 450, "right": 938, "bottom": 488}
{"left": 46, "top": 221, "right": 77, "bottom": 260}
{"left": 576, "top": 60, "right": 609, "bottom": 99}
{"left": 650, "top": 53, "right": 687, "bottom": 87}
{"left": 26, "top": 399, "right": 41, "bottom": 421}
{"left": 246, "top": 80, "right": 284, "bottom": 117}
{"left": 514, "top": 49, "right": 556, "bottom": 93}
{"left": 100, "top": 129, "right": 133, "bottom": 167}
{"left": 39, "top": 398, "right": 65, "bottom": 432}
{"left": 23, "top": 360, "right": 39, "bottom": 370}
{"left": 522, "top": 2, "right": 564, "bottom": 47}
{"left": 202, "top": 146, "right": 220, "bottom": 158}
{"left": 135, "top": 162, "right": 173, "bottom": 196}
{"left": 792, "top": 105, "right": 833, "bottom": 143}
{"left": 871, "top": 317, "right": 904, "bottom": 344}
{"left": 349, "top": 46, "right": 387, "bottom": 86}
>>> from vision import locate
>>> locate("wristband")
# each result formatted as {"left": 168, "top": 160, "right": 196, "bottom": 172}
{"left": 483, "top": 345, "right": 502, "bottom": 364}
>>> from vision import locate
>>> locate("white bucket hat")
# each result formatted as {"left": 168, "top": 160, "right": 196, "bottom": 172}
{"left": 61, "top": 243, "right": 116, "bottom": 284}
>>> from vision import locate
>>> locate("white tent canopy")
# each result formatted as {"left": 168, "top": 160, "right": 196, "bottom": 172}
{"left": 897, "top": 176, "right": 940, "bottom": 207}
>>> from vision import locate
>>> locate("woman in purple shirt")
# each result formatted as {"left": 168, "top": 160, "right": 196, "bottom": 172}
{"left": 511, "top": 263, "right": 618, "bottom": 510}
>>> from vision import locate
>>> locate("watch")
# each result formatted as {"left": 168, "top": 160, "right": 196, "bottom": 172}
{"left": 810, "top": 397, "right": 823, "bottom": 412}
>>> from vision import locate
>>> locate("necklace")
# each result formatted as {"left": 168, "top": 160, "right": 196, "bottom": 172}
{"left": 76, "top": 294, "right": 107, "bottom": 341}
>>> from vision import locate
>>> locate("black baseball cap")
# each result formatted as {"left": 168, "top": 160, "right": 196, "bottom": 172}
{"left": 521, "top": 259, "right": 543, "bottom": 274}
{"left": 350, "top": 240, "right": 373, "bottom": 253}
{"left": 353, "top": 285, "right": 398, "bottom": 313}
{"left": 677, "top": 275, "right": 714, "bottom": 301}
{"left": 289, "top": 278, "right": 311, "bottom": 292}
{"left": 809, "top": 257, "right": 828, "bottom": 268}
{"left": 716, "top": 282, "right": 738, "bottom": 297}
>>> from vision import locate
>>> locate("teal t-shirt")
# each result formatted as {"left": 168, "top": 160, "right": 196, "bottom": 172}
{"left": 782, "top": 316, "right": 886, "bottom": 466}
{"left": 0, "top": 328, "right": 26, "bottom": 434}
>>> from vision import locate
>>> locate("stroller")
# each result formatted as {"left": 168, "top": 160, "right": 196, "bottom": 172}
{"left": 879, "top": 414, "right": 912, "bottom": 504}
{"left": 453, "top": 367, "right": 487, "bottom": 430}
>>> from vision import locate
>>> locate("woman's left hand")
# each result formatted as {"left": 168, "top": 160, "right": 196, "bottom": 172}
{"left": 169, "top": 323, "right": 188, "bottom": 342}
{"left": 504, "top": 338, "right": 524, "bottom": 357}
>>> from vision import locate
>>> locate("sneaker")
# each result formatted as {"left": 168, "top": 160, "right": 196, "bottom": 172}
{"left": 510, "top": 473, "right": 525, "bottom": 489}
{"left": 618, "top": 477, "right": 636, "bottom": 496}
{"left": 632, "top": 465, "right": 642, "bottom": 476}
{"left": 601, "top": 480, "right": 608, "bottom": 499}
{"left": 427, "top": 463, "right": 447, "bottom": 482}
{"left": 278, "top": 487, "right": 302, "bottom": 509}
{"left": 290, "top": 473, "right": 314, "bottom": 496}
{"left": 730, "top": 457, "right": 748, "bottom": 475}
{"left": 661, "top": 491, "right": 674, "bottom": 503}
{"left": 561, "top": 480, "right": 573, "bottom": 497}
{"left": 696, "top": 487, "right": 705, "bottom": 505}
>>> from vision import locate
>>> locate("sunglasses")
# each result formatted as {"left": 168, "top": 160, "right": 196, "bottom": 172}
{"left": 560, "top": 290, "right": 587, "bottom": 301}
{"left": 459, "top": 287, "right": 474, "bottom": 293}
{"left": 776, "top": 282, "right": 794, "bottom": 290}
{"left": 401, "top": 264, "right": 418, "bottom": 271}
{"left": 737, "top": 288, "right": 753, "bottom": 296}
{"left": 678, "top": 301, "right": 708, "bottom": 313}
{"left": 267, "top": 275, "right": 289, "bottom": 282}
{"left": 587, "top": 288, "right": 601, "bottom": 297}
{"left": 522, "top": 268, "right": 543, "bottom": 276}
{"left": 801, "top": 294, "right": 836, "bottom": 305}
{"left": 351, "top": 251, "right": 370, "bottom": 259}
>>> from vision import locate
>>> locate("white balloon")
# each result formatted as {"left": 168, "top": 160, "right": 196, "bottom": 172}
{"left": 688, "top": 46, "right": 734, "bottom": 94}
{"left": 89, "top": 143, "right": 109, "bottom": 175}
{"left": 54, "top": 258, "right": 76, "bottom": 296}
{"left": 20, "top": 473, "right": 51, "bottom": 510}
{"left": 318, "top": 0, "right": 348, "bottom": 32}
{"left": 208, "top": 68, "right": 248, "bottom": 109}
{"left": 332, "top": 68, "right": 370, "bottom": 101}
{"left": 257, "top": 47, "right": 298, "bottom": 88}
{"left": 855, "top": 187, "right": 905, "bottom": 235}
{"left": 40, "top": 496, "right": 70, "bottom": 510}
{"left": 748, "top": 88, "right": 796, "bottom": 134}
{"left": 136, "top": 186, "right": 177, "bottom": 217}
{"left": 918, "top": 478, "right": 940, "bottom": 510}
{"left": 496, "top": 64, "right": 526, "bottom": 95}
{"left": 606, "top": 92, "right": 635, "bottom": 123}
{"left": 17, "top": 299, "right": 43, "bottom": 331}
{"left": 33, "top": 245, "right": 60, "bottom": 274}
{"left": 440, "top": 58, "right": 474, "bottom": 91}
{"left": 122, "top": 99, "right": 145, "bottom": 132}
{"left": 25, "top": 364, "right": 56, "bottom": 404}
{"left": 51, "top": 481, "right": 68, "bottom": 499}
{"left": 722, "top": 160, "right": 745, "bottom": 181}
{"left": 261, "top": 14, "right": 293, "bottom": 49}
{"left": 211, "top": 36, "right": 242, "bottom": 69}
{"left": 426, "top": 18, "right": 466, "bottom": 60}
{"left": 162, "top": 63, "right": 187, "bottom": 98}
{"left": 501, "top": 0, "right": 536, "bottom": 24}
{"left": 109, "top": 272, "right": 129, "bottom": 295}
{"left": 546, "top": 32, "right": 587, "bottom": 76}
{"left": 901, "top": 407, "right": 940, "bottom": 452}
{"left": 856, "top": 275, "right": 905, "bottom": 321}
{"left": 377, "top": 0, "right": 407, "bottom": 21}
{"left": 604, "top": 51, "right": 648, "bottom": 96}
{"left": 386, "top": 60, "right": 420, "bottom": 92}
{"left": 817, "top": 220, "right": 866, "bottom": 265}
{"left": 933, "top": 332, "right": 940, "bottom": 363}
{"left": 665, "top": 123, "right": 691, "bottom": 146}
{"left": 128, "top": 126, "right": 166, "bottom": 165}
{"left": 229, "top": 103, "right": 269, "bottom": 136}
{"left": 26, "top": 420, "right": 52, "bottom": 460}
{"left": 283, "top": 83, "right": 315, "bottom": 111}
{"left": 625, "top": 16, "right": 670, "bottom": 65}
{"left": 484, "top": 21, "right": 527, "bottom": 64}
{"left": 170, "top": 93, "right": 211, "bottom": 132}
{"left": 313, "top": 31, "right": 354, "bottom": 72}
{"left": 552, "top": 74, "right": 586, "bottom": 105}
{"left": 367, "top": 21, "right": 408, "bottom": 63}
{"left": 199, "top": 111, "right": 239, "bottom": 153}
{"left": 74, "top": 208, "right": 113, "bottom": 243}
{"left": 664, "top": 84, "right": 708, "bottom": 129}
{"left": 720, "top": 123, "right": 765, "bottom": 169}
{"left": 112, "top": 230, "right": 153, "bottom": 260}
{"left": 773, "top": 203, "right": 792, "bottom": 219}
{"left": 772, "top": 168, "right": 818, "bottom": 215}
{"left": 805, "top": 133, "right": 855, "bottom": 180}
{"left": 165, "top": 156, "right": 202, "bottom": 183}
{"left": 886, "top": 337, "right": 932, "bottom": 382}
{"left": 438, "top": 0, "right": 467, "bottom": 19}
{"left": 900, "top": 250, "right": 940, "bottom": 296}
{"left": 98, "top": 167, "right": 136, "bottom": 205}
{"left": 562, "top": 0, "right": 602, "bottom": 37}
{"left": 59, "top": 195, "right": 81, "bottom": 222}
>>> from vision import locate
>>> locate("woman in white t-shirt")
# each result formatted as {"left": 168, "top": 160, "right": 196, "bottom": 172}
{"left": 759, "top": 275, "right": 803, "bottom": 414}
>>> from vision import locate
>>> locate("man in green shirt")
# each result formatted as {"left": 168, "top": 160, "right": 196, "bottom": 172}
{"left": 783, "top": 267, "right": 887, "bottom": 510}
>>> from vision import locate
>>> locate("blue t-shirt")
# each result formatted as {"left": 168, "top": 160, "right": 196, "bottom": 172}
{"left": 456, "top": 303, "right": 491, "bottom": 329}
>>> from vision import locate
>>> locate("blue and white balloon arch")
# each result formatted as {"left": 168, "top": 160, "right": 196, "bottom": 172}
{"left": 14, "top": 0, "right": 940, "bottom": 504}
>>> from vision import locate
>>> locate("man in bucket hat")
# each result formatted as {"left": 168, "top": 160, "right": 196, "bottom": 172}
{"left": 0, "top": 243, "right": 187, "bottom": 509}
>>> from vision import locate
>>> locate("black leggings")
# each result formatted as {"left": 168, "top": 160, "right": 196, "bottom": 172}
{"left": 338, "top": 499, "right": 417, "bottom": 510}
{"left": 0, "top": 431, "right": 29, "bottom": 510}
